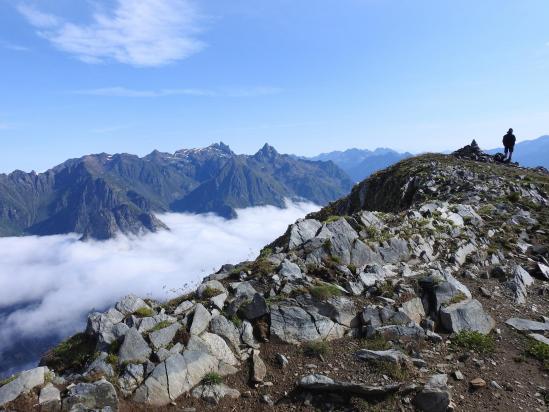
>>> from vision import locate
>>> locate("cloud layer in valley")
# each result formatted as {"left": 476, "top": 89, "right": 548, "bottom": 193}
{"left": 0, "top": 201, "right": 318, "bottom": 374}
{"left": 17, "top": 0, "right": 204, "bottom": 66}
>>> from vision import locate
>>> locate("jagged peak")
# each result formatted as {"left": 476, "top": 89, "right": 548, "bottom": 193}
{"left": 254, "top": 143, "right": 279, "bottom": 160}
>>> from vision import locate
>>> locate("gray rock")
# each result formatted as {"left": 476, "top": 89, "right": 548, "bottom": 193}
{"left": 0, "top": 366, "right": 48, "bottom": 407}
{"left": 251, "top": 350, "right": 267, "bottom": 383}
{"left": 378, "top": 238, "right": 410, "bottom": 264}
{"left": 270, "top": 304, "right": 346, "bottom": 344}
{"left": 506, "top": 265, "right": 535, "bottom": 304}
{"left": 355, "top": 349, "right": 411, "bottom": 365}
{"left": 210, "top": 315, "right": 241, "bottom": 352}
{"left": 133, "top": 313, "right": 177, "bottom": 334}
{"left": 200, "top": 332, "right": 239, "bottom": 366}
{"left": 84, "top": 352, "right": 115, "bottom": 377}
{"left": 190, "top": 303, "right": 212, "bottom": 336}
{"left": 115, "top": 294, "right": 151, "bottom": 316}
{"left": 278, "top": 260, "right": 303, "bottom": 280}
{"left": 453, "top": 242, "right": 477, "bottom": 265}
{"left": 505, "top": 317, "right": 549, "bottom": 332}
{"left": 119, "top": 327, "right": 152, "bottom": 364}
{"left": 375, "top": 323, "right": 426, "bottom": 340}
{"left": 149, "top": 322, "right": 180, "bottom": 350}
{"left": 298, "top": 374, "right": 400, "bottom": 397}
{"left": 173, "top": 300, "right": 195, "bottom": 316}
{"left": 86, "top": 308, "right": 125, "bottom": 345}
{"left": 276, "top": 353, "right": 289, "bottom": 368}
{"left": 191, "top": 383, "right": 240, "bottom": 404}
{"left": 361, "top": 305, "right": 382, "bottom": 328}
{"left": 288, "top": 219, "right": 322, "bottom": 249}
{"left": 439, "top": 299, "right": 495, "bottom": 334}
{"left": 240, "top": 320, "right": 260, "bottom": 349}
{"left": 528, "top": 333, "right": 549, "bottom": 345}
{"left": 535, "top": 263, "right": 549, "bottom": 280}
{"left": 399, "top": 297, "right": 425, "bottom": 324}
{"left": 133, "top": 351, "right": 218, "bottom": 406}
{"left": 118, "top": 363, "right": 144, "bottom": 397}
{"left": 197, "top": 280, "right": 227, "bottom": 299}
{"left": 210, "top": 293, "right": 228, "bottom": 310}
{"left": 231, "top": 281, "right": 258, "bottom": 299}
{"left": 38, "top": 383, "right": 61, "bottom": 405}
{"left": 240, "top": 293, "right": 269, "bottom": 320}
{"left": 413, "top": 374, "right": 451, "bottom": 412}
{"left": 62, "top": 379, "right": 118, "bottom": 412}
{"left": 298, "top": 295, "right": 358, "bottom": 327}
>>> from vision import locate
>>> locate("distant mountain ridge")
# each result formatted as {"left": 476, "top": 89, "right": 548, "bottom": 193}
{"left": 0, "top": 143, "right": 353, "bottom": 239}
{"left": 310, "top": 147, "right": 413, "bottom": 182}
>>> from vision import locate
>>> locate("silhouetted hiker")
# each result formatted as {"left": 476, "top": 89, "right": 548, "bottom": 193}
{"left": 502, "top": 128, "right": 516, "bottom": 163}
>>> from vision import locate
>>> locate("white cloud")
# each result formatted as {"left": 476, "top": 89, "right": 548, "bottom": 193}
{"left": 17, "top": 0, "right": 205, "bottom": 67}
{"left": 0, "top": 40, "right": 30, "bottom": 52}
{"left": 73, "top": 86, "right": 283, "bottom": 98}
{"left": 0, "top": 201, "right": 318, "bottom": 368}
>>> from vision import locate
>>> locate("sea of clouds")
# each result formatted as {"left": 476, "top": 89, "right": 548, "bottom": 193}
{"left": 0, "top": 201, "right": 318, "bottom": 375}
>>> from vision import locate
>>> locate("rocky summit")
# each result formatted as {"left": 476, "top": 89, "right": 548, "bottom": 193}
{"left": 2, "top": 147, "right": 549, "bottom": 411}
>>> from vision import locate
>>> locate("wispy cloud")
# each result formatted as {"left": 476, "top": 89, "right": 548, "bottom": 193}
{"left": 72, "top": 86, "right": 283, "bottom": 98}
{"left": 17, "top": 0, "right": 205, "bottom": 67}
{"left": 0, "top": 40, "right": 30, "bottom": 52}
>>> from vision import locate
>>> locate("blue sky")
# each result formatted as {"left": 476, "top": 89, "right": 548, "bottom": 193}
{"left": 1, "top": 0, "right": 548, "bottom": 173}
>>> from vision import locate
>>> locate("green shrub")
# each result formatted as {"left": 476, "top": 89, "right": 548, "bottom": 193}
{"left": 250, "top": 258, "right": 276, "bottom": 277}
{"left": 259, "top": 247, "right": 273, "bottom": 258}
{"left": 371, "top": 361, "right": 409, "bottom": 380}
{"left": 446, "top": 292, "right": 467, "bottom": 306}
{"left": 507, "top": 192, "right": 521, "bottom": 203}
{"left": 202, "top": 372, "right": 223, "bottom": 385}
{"left": 201, "top": 287, "right": 222, "bottom": 299}
{"left": 526, "top": 340, "right": 549, "bottom": 369}
{"left": 451, "top": 330, "right": 495, "bottom": 354}
{"left": 41, "top": 333, "right": 97, "bottom": 373}
{"left": 361, "top": 334, "right": 391, "bottom": 351}
{"left": 347, "top": 264, "right": 357, "bottom": 275}
{"left": 149, "top": 321, "right": 173, "bottom": 333}
{"left": 0, "top": 375, "right": 16, "bottom": 387}
{"left": 310, "top": 284, "right": 342, "bottom": 301}
{"left": 325, "top": 215, "right": 342, "bottom": 223}
{"left": 303, "top": 341, "right": 331, "bottom": 358}
{"left": 106, "top": 353, "right": 119, "bottom": 366}
{"left": 330, "top": 255, "right": 341, "bottom": 264}
{"left": 133, "top": 306, "right": 154, "bottom": 318}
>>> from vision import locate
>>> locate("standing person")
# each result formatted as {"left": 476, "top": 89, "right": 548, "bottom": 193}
{"left": 502, "top": 128, "right": 516, "bottom": 163}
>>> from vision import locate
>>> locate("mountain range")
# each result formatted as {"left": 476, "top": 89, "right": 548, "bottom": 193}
{"left": 309, "top": 147, "right": 413, "bottom": 182}
{"left": 0, "top": 143, "right": 352, "bottom": 239}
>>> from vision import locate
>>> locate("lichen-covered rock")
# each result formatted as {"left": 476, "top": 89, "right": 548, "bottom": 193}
{"left": 62, "top": 379, "right": 118, "bottom": 411}
{"left": 118, "top": 327, "right": 152, "bottom": 364}
{"left": 414, "top": 374, "right": 451, "bottom": 412}
{"left": 0, "top": 366, "right": 49, "bottom": 407}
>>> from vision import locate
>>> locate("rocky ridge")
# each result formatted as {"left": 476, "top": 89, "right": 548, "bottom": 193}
{"left": 2, "top": 146, "right": 549, "bottom": 411}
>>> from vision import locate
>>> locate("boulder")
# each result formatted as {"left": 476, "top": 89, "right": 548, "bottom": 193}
{"left": 270, "top": 304, "right": 346, "bottom": 344}
{"left": 413, "top": 374, "right": 451, "bottom": 412}
{"left": 240, "top": 320, "right": 260, "bottom": 349}
{"left": 133, "top": 351, "right": 218, "bottom": 406}
{"left": 210, "top": 293, "right": 228, "bottom": 310}
{"left": 149, "top": 322, "right": 180, "bottom": 350}
{"left": 200, "top": 332, "right": 239, "bottom": 366}
{"left": 62, "top": 379, "right": 118, "bottom": 412}
{"left": 118, "top": 363, "right": 145, "bottom": 397}
{"left": 190, "top": 303, "right": 212, "bottom": 336}
{"left": 39, "top": 383, "right": 60, "bottom": 410}
{"left": 231, "top": 281, "right": 258, "bottom": 299}
{"left": 86, "top": 308, "right": 126, "bottom": 345}
{"left": 197, "top": 280, "right": 227, "bottom": 299}
{"left": 0, "top": 366, "right": 49, "bottom": 407}
{"left": 191, "top": 383, "right": 240, "bottom": 404}
{"left": 378, "top": 238, "right": 410, "bottom": 264}
{"left": 278, "top": 260, "right": 303, "bottom": 281}
{"left": 505, "top": 318, "right": 549, "bottom": 332}
{"left": 298, "top": 374, "right": 400, "bottom": 398}
{"left": 399, "top": 297, "right": 425, "bottom": 324}
{"left": 528, "top": 333, "right": 549, "bottom": 345}
{"left": 251, "top": 350, "right": 267, "bottom": 383}
{"left": 355, "top": 349, "right": 411, "bottom": 365}
{"left": 453, "top": 242, "right": 476, "bottom": 265}
{"left": 119, "top": 327, "right": 152, "bottom": 364}
{"left": 115, "top": 294, "right": 151, "bottom": 316}
{"left": 288, "top": 219, "right": 322, "bottom": 249}
{"left": 210, "top": 315, "right": 242, "bottom": 353}
{"left": 84, "top": 352, "right": 115, "bottom": 378}
{"left": 439, "top": 299, "right": 495, "bottom": 334}
{"left": 240, "top": 293, "right": 269, "bottom": 320}
{"left": 173, "top": 300, "right": 194, "bottom": 316}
